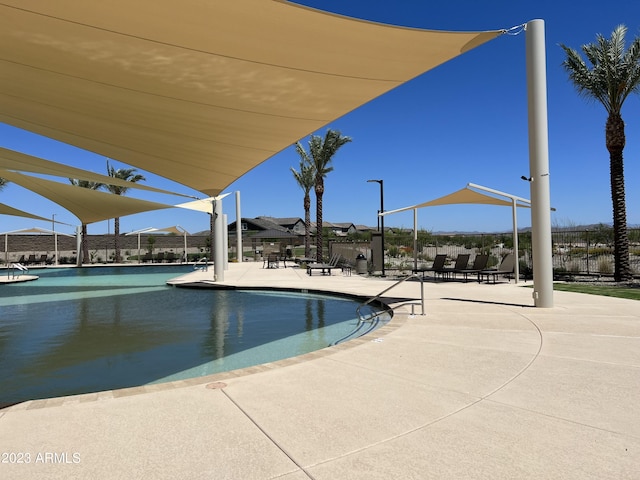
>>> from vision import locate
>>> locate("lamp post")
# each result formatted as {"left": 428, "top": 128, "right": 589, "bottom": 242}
{"left": 367, "top": 179, "right": 385, "bottom": 277}
{"left": 52, "top": 214, "right": 58, "bottom": 266}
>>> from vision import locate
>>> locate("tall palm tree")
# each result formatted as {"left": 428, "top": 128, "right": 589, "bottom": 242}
{"left": 561, "top": 25, "right": 640, "bottom": 282}
{"left": 69, "top": 179, "right": 104, "bottom": 264}
{"left": 296, "top": 129, "right": 351, "bottom": 263}
{"left": 105, "top": 161, "right": 146, "bottom": 263}
{"left": 290, "top": 156, "right": 315, "bottom": 258}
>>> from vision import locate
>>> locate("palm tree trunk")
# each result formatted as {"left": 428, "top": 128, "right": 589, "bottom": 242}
{"left": 81, "top": 224, "right": 89, "bottom": 265}
{"left": 304, "top": 192, "right": 311, "bottom": 258}
{"left": 315, "top": 179, "right": 324, "bottom": 263}
{"left": 606, "top": 113, "right": 632, "bottom": 281}
{"left": 114, "top": 217, "right": 120, "bottom": 263}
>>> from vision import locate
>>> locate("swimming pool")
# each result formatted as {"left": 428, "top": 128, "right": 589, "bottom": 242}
{"left": 0, "top": 265, "right": 388, "bottom": 407}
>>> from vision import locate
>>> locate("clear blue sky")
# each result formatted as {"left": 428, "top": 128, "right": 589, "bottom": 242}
{"left": 2, "top": 0, "right": 640, "bottom": 236}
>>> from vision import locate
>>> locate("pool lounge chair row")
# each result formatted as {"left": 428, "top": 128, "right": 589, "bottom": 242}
{"left": 141, "top": 252, "right": 179, "bottom": 263}
{"left": 15, "top": 254, "right": 55, "bottom": 266}
{"left": 413, "top": 253, "right": 515, "bottom": 283}
{"left": 307, "top": 253, "right": 351, "bottom": 276}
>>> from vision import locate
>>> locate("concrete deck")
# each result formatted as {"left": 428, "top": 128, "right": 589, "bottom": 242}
{"left": 1, "top": 262, "right": 638, "bottom": 479}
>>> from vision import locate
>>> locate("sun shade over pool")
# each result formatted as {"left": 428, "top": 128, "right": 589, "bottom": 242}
{"left": 0, "top": 1, "right": 501, "bottom": 197}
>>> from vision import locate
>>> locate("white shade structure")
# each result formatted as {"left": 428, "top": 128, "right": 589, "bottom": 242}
{"left": 126, "top": 226, "right": 189, "bottom": 263}
{"left": 381, "top": 183, "right": 534, "bottom": 283}
{"left": 1, "top": 227, "right": 74, "bottom": 266}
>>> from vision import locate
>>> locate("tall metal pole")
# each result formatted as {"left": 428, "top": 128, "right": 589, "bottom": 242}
{"left": 52, "top": 214, "right": 58, "bottom": 265}
{"left": 235, "top": 191, "right": 242, "bottom": 263}
{"left": 75, "top": 225, "right": 82, "bottom": 266}
{"left": 213, "top": 198, "right": 224, "bottom": 282}
{"left": 511, "top": 197, "right": 520, "bottom": 283}
{"left": 367, "top": 179, "right": 385, "bottom": 277}
{"left": 380, "top": 180, "right": 385, "bottom": 277}
{"left": 526, "top": 19, "right": 553, "bottom": 307}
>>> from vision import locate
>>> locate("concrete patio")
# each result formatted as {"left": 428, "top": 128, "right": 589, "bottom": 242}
{"left": 0, "top": 261, "right": 638, "bottom": 479}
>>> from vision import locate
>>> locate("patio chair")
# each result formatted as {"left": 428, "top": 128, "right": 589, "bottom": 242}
{"left": 436, "top": 254, "right": 470, "bottom": 281}
{"left": 479, "top": 253, "right": 516, "bottom": 284}
{"left": 165, "top": 252, "right": 176, "bottom": 263}
{"left": 412, "top": 254, "right": 447, "bottom": 279}
{"left": 454, "top": 254, "right": 489, "bottom": 282}
{"left": 307, "top": 253, "right": 341, "bottom": 276}
{"left": 264, "top": 253, "right": 280, "bottom": 269}
{"left": 156, "top": 252, "right": 165, "bottom": 263}
{"left": 26, "top": 254, "right": 37, "bottom": 266}
{"left": 38, "top": 254, "right": 48, "bottom": 265}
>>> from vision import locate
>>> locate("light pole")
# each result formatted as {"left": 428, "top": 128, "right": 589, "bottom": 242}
{"left": 52, "top": 214, "right": 58, "bottom": 265}
{"left": 367, "top": 179, "right": 385, "bottom": 277}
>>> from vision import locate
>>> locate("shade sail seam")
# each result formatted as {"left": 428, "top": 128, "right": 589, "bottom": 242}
{"left": 0, "top": 110, "right": 278, "bottom": 157}
{"left": 0, "top": 60, "right": 338, "bottom": 123}
{"left": 1, "top": 4, "right": 422, "bottom": 82}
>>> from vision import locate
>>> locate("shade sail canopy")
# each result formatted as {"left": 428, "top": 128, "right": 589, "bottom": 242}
{"left": 1, "top": 226, "right": 74, "bottom": 237}
{"left": 126, "top": 225, "right": 189, "bottom": 236}
{"left": 0, "top": 1, "right": 502, "bottom": 196}
{"left": 0, "top": 170, "right": 173, "bottom": 224}
{"left": 0, "top": 203, "right": 54, "bottom": 223}
{"left": 0, "top": 147, "right": 194, "bottom": 198}
{"left": 382, "top": 187, "right": 531, "bottom": 216}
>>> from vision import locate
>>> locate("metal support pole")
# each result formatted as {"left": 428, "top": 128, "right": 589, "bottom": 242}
{"left": 380, "top": 180, "right": 385, "bottom": 277}
{"left": 75, "top": 225, "right": 82, "bottom": 266}
{"left": 526, "top": 19, "right": 553, "bottom": 307}
{"left": 413, "top": 208, "right": 418, "bottom": 272}
{"left": 223, "top": 213, "right": 229, "bottom": 271}
{"left": 213, "top": 198, "right": 224, "bottom": 282}
{"left": 235, "top": 191, "right": 242, "bottom": 263}
{"left": 511, "top": 198, "right": 520, "bottom": 283}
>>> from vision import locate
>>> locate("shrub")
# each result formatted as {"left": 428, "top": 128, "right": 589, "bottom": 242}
{"left": 598, "top": 258, "right": 613, "bottom": 274}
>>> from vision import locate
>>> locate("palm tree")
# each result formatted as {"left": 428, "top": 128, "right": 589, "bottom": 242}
{"left": 561, "top": 25, "right": 640, "bottom": 282}
{"left": 69, "top": 179, "right": 104, "bottom": 264}
{"left": 290, "top": 156, "right": 315, "bottom": 258}
{"left": 296, "top": 129, "right": 351, "bottom": 263}
{"left": 105, "top": 161, "right": 146, "bottom": 263}
{"left": 0, "top": 177, "right": 7, "bottom": 191}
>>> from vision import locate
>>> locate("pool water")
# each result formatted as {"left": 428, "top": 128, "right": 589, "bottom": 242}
{"left": 0, "top": 266, "right": 387, "bottom": 407}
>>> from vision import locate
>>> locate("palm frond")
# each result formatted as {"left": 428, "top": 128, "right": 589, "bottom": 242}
{"left": 561, "top": 25, "right": 640, "bottom": 115}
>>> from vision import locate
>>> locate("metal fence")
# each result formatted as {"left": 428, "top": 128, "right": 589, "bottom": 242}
{"left": 340, "top": 228, "right": 640, "bottom": 277}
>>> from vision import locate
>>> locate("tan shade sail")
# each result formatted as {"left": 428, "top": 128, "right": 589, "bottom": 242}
{"left": 1, "top": 226, "right": 74, "bottom": 237}
{"left": 0, "top": 170, "right": 173, "bottom": 225}
{"left": 0, "top": 148, "right": 195, "bottom": 198}
{"left": 0, "top": 1, "right": 502, "bottom": 196}
{"left": 382, "top": 187, "right": 531, "bottom": 216}
{"left": 0, "top": 202, "right": 54, "bottom": 223}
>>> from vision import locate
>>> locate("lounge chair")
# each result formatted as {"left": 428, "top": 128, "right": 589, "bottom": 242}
{"left": 479, "top": 253, "right": 516, "bottom": 283}
{"left": 454, "top": 254, "right": 489, "bottom": 282}
{"left": 436, "top": 254, "right": 470, "bottom": 280}
{"left": 165, "top": 252, "right": 176, "bottom": 263}
{"left": 412, "top": 254, "right": 446, "bottom": 279}
{"left": 156, "top": 252, "right": 165, "bottom": 263}
{"left": 38, "top": 254, "right": 48, "bottom": 265}
{"left": 17, "top": 254, "right": 25, "bottom": 264}
{"left": 307, "top": 253, "right": 341, "bottom": 276}
{"left": 26, "top": 254, "right": 37, "bottom": 266}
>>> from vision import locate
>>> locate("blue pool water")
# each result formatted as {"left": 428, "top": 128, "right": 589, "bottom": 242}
{"left": 0, "top": 265, "right": 387, "bottom": 406}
